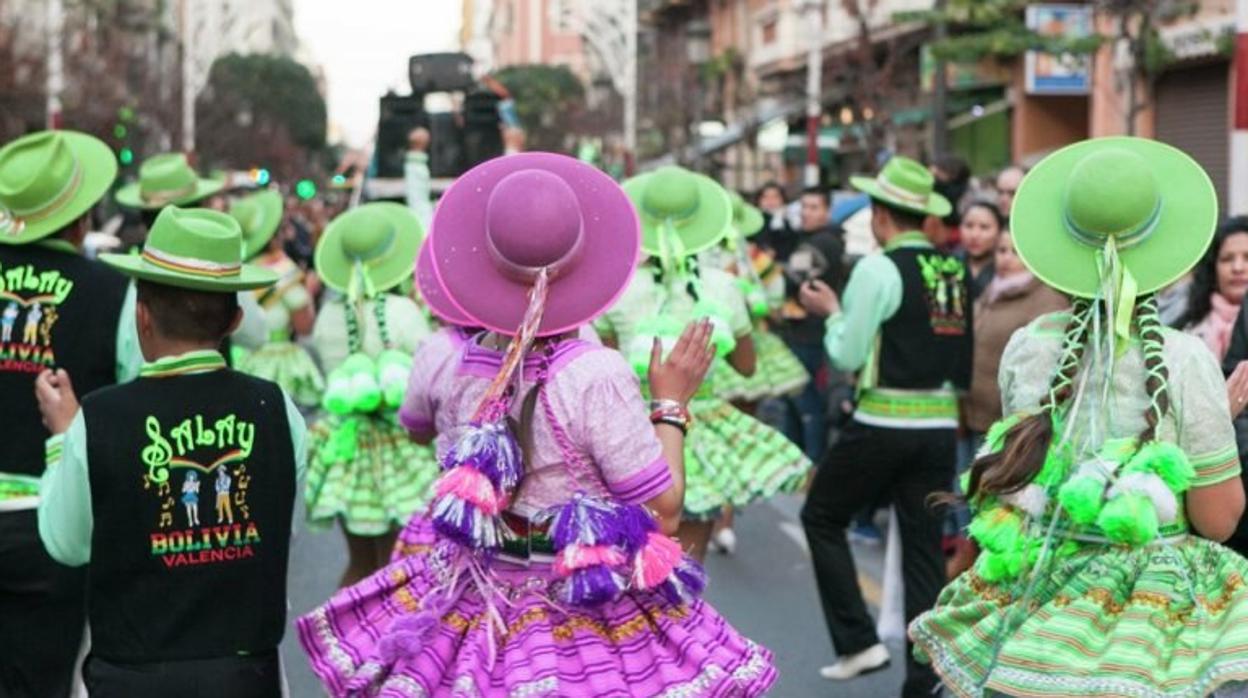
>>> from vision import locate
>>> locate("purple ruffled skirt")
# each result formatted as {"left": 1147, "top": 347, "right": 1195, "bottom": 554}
{"left": 297, "top": 516, "right": 777, "bottom": 697}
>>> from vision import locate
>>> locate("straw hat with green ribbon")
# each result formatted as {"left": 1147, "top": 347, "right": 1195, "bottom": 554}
{"left": 102, "top": 206, "right": 278, "bottom": 291}
{"left": 1011, "top": 136, "right": 1217, "bottom": 344}
{"left": 230, "top": 189, "right": 284, "bottom": 260}
{"left": 315, "top": 202, "right": 423, "bottom": 299}
{"left": 850, "top": 155, "right": 951, "bottom": 218}
{"left": 623, "top": 166, "right": 732, "bottom": 262}
{"left": 115, "top": 152, "right": 224, "bottom": 210}
{"left": 730, "top": 191, "right": 764, "bottom": 239}
{"left": 0, "top": 130, "right": 117, "bottom": 245}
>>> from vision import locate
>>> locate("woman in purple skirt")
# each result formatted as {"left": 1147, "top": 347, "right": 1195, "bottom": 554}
{"left": 297, "top": 153, "right": 778, "bottom": 697}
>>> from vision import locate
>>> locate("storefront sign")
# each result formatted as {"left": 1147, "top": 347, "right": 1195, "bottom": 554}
{"left": 1025, "top": 4, "right": 1094, "bottom": 95}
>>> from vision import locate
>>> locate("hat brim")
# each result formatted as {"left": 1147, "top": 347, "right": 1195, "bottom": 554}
{"left": 115, "top": 175, "right": 225, "bottom": 210}
{"left": 235, "top": 190, "right": 284, "bottom": 260}
{"left": 431, "top": 152, "right": 640, "bottom": 338}
{"left": 850, "top": 175, "right": 951, "bottom": 218}
{"left": 415, "top": 237, "right": 471, "bottom": 325}
{"left": 625, "top": 172, "right": 732, "bottom": 257}
{"left": 1010, "top": 137, "right": 1218, "bottom": 298}
{"left": 101, "top": 252, "right": 278, "bottom": 291}
{"left": 736, "top": 203, "right": 765, "bottom": 239}
{"left": 0, "top": 133, "right": 118, "bottom": 245}
{"left": 315, "top": 202, "right": 423, "bottom": 295}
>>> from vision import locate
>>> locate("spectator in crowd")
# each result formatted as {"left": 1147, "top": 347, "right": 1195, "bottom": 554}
{"left": 959, "top": 201, "right": 1007, "bottom": 301}
{"left": 755, "top": 181, "right": 800, "bottom": 261}
{"left": 951, "top": 229, "right": 1067, "bottom": 576}
{"left": 994, "top": 165, "right": 1026, "bottom": 218}
{"left": 777, "top": 187, "right": 847, "bottom": 463}
{"left": 926, "top": 154, "right": 971, "bottom": 250}
{"left": 1182, "top": 217, "right": 1248, "bottom": 362}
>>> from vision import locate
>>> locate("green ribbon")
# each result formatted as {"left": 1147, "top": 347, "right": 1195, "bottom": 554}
{"left": 346, "top": 259, "right": 378, "bottom": 303}
{"left": 1097, "top": 238, "right": 1137, "bottom": 357}
{"left": 657, "top": 218, "right": 688, "bottom": 279}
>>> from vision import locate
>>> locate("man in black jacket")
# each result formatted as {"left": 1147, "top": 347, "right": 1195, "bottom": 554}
{"left": 776, "top": 186, "right": 847, "bottom": 463}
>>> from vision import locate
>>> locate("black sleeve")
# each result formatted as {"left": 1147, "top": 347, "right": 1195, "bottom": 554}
{"left": 1224, "top": 303, "right": 1248, "bottom": 376}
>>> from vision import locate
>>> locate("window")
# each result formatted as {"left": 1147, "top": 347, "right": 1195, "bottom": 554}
{"left": 761, "top": 18, "right": 777, "bottom": 44}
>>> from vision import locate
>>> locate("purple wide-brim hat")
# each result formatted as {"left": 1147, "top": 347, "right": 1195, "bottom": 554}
{"left": 430, "top": 152, "right": 640, "bottom": 337}
{"left": 416, "top": 237, "right": 472, "bottom": 325}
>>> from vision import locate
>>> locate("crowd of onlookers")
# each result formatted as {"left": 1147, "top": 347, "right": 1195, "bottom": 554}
{"left": 751, "top": 156, "right": 1248, "bottom": 563}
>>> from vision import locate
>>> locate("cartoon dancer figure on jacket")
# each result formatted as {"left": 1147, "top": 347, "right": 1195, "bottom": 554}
{"left": 182, "top": 470, "right": 200, "bottom": 526}
{"left": 22, "top": 302, "right": 41, "bottom": 344}
{"left": 215, "top": 467, "right": 233, "bottom": 524}
{"left": 1, "top": 302, "right": 17, "bottom": 343}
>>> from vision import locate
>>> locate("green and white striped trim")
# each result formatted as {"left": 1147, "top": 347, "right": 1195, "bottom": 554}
{"left": 0, "top": 472, "right": 41, "bottom": 511}
{"left": 853, "top": 387, "right": 959, "bottom": 429}
{"left": 140, "top": 349, "right": 227, "bottom": 378}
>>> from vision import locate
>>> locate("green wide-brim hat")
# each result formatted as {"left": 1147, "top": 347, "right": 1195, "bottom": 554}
{"left": 0, "top": 130, "right": 118, "bottom": 244}
{"left": 102, "top": 206, "right": 278, "bottom": 291}
{"left": 730, "top": 191, "right": 765, "bottom": 238}
{"left": 1011, "top": 136, "right": 1217, "bottom": 299}
{"left": 315, "top": 202, "right": 423, "bottom": 296}
{"left": 231, "top": 189, "right": 284, "bottom": 260}
{"left": 850, "top": 155, "right": 951, "bottom": 218}
{"left": 115, "top": 153, "right": 225, "bottom": 210}
{"left": 623, "top": 167, "right": 732, "bottom": 258}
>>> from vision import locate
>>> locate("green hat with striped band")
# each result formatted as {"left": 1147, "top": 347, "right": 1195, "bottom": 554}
{"left": 623, "top": 166, "right": 732, "bottom": 259}
{"left": 0, "top": 130, "right": 118, "bottom": 245}
{"left": 101, "top": 206, "right": 278, "bottom": 291}
{"left": 1011, "top": 136, "right": 1217, "bottom": 300}
{"left": 850, "top": 155, "right": 951, "bottom": 218}
{"left": 115, "top": 152, "right": 224, "bottom": 210}
{"left": 314, "top": 202, "right": 423, "bottom": 298}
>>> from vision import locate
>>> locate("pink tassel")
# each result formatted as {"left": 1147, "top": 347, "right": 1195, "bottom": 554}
{"left": 554, "top": 544, "right": 626, "bottom": 577}
{"left": 433, "top": 466, "right": 507, "bottom": 515}
{"left": 632, "top": 532, "right": 682, "bottom": 589}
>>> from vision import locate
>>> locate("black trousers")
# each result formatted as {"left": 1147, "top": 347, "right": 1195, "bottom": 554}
{"left": 83, "top": 651, "right": 281, "bottom": 698}
{"left": 0, "top": 509, "right": 86, "bottom": 698}
{"left": 801, "top": 421, "right": 955, "bottom": 698}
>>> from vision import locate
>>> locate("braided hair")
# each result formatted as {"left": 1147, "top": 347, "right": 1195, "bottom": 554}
{"left": 966, "top": 293, "right": 1174, "bottom": 503}
{"left": 966, "top": 298, "right": 1095, "bottom": 501}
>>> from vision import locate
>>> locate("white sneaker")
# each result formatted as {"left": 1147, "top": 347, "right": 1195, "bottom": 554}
{"left": 711, "top": 527, "right": 737, "bottom": 555}
{"left": 819, "top": 643, "right": 891, "bottom": 680}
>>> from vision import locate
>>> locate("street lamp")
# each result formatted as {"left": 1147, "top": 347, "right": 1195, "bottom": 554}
{"left": 685, "top": 18, "right": 712, "bottom": 171}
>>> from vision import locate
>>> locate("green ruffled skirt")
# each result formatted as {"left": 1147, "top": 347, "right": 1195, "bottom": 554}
{"left": 682, "top": 398, "right": 811, "bottom": 519}
{"left": 305, "top": 412, "right": 440, "bottom": 536}
{"left": 910, "top": 535, "right": 1248, "bottom": 697}
{"left": 713, "top": 331, "right": 809, "bottom": 403}
{"left": 238, "top": 341, "right": 324, "bottom": 408}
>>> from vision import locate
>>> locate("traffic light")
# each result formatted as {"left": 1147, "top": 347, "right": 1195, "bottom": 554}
{"left": 296, "top": 179, "right": 316, "bottom": 200}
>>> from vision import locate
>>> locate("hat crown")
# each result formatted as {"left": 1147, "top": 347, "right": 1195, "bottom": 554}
{"left": 0, "top": 132, "right": 79, "bottom": 215}
{"left": 640, "top": 167, "right": 699, "bottom": 219}
{"left": 340, "top": 214, "right": 396, "bottom": 262}
{"left": 230, "top": 196, "right": 265, "bottom": 237}
{"left": 146, "top": 206, "right": 244, "bottom": 272}
{"left": 486, "top": 169, "right": 583, "bottom": 276}
{"left": 1064, "top": 149, "right": 1160, "bottom": 243}
{"left": 139, "top": 153, "right": 198, "bottom": 197}
{"left": 878, "top": 156, "right": 934, "bottom": 199}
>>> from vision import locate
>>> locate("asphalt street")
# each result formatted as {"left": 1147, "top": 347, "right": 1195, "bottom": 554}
{"left": 279, "top": 494, "right": 900, "bottom": 697}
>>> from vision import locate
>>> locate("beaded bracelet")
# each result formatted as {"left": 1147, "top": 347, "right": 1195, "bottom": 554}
{"left": 649, "top": 401, "right": 692, "bottom": 435}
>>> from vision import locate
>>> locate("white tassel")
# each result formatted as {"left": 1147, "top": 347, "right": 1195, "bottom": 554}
{"left": 1110, "top": 473, "right": 1179, "bottom": 525}
{"left": 1003, "top": 484, "right": 1049, "bottom": 519}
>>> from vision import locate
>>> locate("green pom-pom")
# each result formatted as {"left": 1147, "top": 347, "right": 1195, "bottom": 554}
{"left": 1127, "top": 441, "right": 1195, "bottom": 493}
{"left": 975, "top": 548, "right": 1025, "bottom": 582}
{"left": 1096, "top": 492, "right": 1159, "bottom": 545}
{"left": 376, "top": 349, "right": 412, "bottom": 410}
{"left": 967, "top": 507, "right": 1024, "bottom": 554}
{"left": 984, "top": 414, "right": 1025, "bottom": 453}
{"left": 1035, "top": 444, "right": 1073, "bottom": 488}
{"left": 322, "top": 370, "right": 354, "bottom": 415}
{"left": 692, "top": 300, "right": 737, "bottom": 357}
{"left": 958, "top": 469, "right": 971, "bottom": 496}
{"left": 1058, "top": 475, "right": 1106, "bottom": 525}
{"left": 626, "top": 315, "right": 686, "bottom": 377}
{"left": 321, "top": 416, "right": 359, "bottom": 463}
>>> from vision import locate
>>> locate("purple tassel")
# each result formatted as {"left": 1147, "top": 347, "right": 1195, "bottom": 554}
{"left": 658, "top": 559, "right": 707, "bottom": 605}
{"left": 379, "top": 611, "right": 439, "bottom": 663}
{"left": 549, "top": 495, "right": 626, "bottom": 548}
{"left": 430, "top": 494, "right": 502, "bottom": 549}
{"left": 615, "top": 503, "right": 657, "bottom": 554}
{"left": 562, "top": 565, "right": 626, "bottom": 606}
{"left": 443, "top": 422, "right": 523, "bottom": 493}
